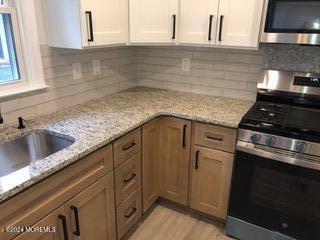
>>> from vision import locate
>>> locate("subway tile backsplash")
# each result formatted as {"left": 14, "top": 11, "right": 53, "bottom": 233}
{"left": 1, "top": 43, "right": 318, "bottom": 126}
{"left": 1, "top": 45, "right": 137, "bottom": 125}
{"left": 135, "top": 46, "right": 264, "bottom": 101}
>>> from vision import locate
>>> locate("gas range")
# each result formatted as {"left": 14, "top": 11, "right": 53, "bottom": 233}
{"left": 226, "top": 70, "right": 320, "bottom": 240}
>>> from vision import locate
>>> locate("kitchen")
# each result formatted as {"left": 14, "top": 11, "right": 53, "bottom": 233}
{"left": 0, "top": 0, "right": 319, "bottom": 240}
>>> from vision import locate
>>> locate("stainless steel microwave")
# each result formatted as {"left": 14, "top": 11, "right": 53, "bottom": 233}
{"left": 260, "top": 0, "right": 320, "bottom": 45}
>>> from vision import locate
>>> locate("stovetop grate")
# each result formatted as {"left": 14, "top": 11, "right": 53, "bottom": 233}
{"left": 245, "top": 102, "right": 289, "bottom": 125}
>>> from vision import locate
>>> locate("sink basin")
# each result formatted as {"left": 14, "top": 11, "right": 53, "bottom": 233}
{"left": 0, "top": 132, "right": 75, "bottom": 177}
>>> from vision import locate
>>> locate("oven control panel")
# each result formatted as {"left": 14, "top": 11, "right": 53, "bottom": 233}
{"left": 237, "top": 129, "right": 320, "bottom": 157}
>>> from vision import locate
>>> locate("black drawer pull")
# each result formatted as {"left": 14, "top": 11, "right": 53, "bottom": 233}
{"left": 206, "top": 134, "right": 224, "bottom": 142}
{"left": 123, "top": 173, "right": 136, "bottom": 183}
{"left": 182, "top": 124, "right": 187, "bottom": 148}
{"left": 71, "top": 206, "right": 81, "bottom": 236}
{"left": 125, "top": 207, "right": 137, "bottom": 218}
{"left": 172, "top": 14, "right": 176, "bottom": 39}
{"left": 122, "top": 142, "right": 136, "bottom": 151}
{"left": 85, "top": 11, "right": 94, "bottom": 42}
{"left": 195, "top": 150, "right": 200, "bottom": 170}
{"left": 218, "top": 15, "right": 224, "bottom": 42}
{"left": 208, "top": 15, "right": 214, "bottom": 41}
{"left": 58, "top": 214, "right": 69, "bottom": 240}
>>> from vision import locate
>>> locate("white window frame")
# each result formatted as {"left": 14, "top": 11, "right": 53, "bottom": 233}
{"left": 0, "top": 0, "right": 47, "bottom": 101}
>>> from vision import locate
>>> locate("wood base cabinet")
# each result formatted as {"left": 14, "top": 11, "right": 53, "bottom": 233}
{"left": 13, "top": 174, "right": 116, "bottom": 240}
{"left": 159, "top": 117, "right": 191, "bottom": 205}
{"left": 190, "top": 146, "right": 234, "bottom": 219}
{"left": 13, "top": 206, "right": 66, "bottom": 240}
{"left": 142, "top": 118, "right": 161, "bottom": 213}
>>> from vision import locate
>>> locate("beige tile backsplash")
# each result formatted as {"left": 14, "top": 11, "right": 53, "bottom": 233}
{"left": 0, "top": 45, "right": 263, "bottom": 125}
{"left": 135, "top": 46, "right": 263, "bottom": 101}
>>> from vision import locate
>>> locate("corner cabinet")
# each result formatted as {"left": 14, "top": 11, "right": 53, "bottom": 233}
{"left": 159, "top": 117, "right": 191, "bottom": 205}
{"left": 142, "top": 118, "right": 161, "bottom": 213}
{"left": 129, "top": 0, "right": 179, "bottom": 44}
{"left": 44, "top": 0, "right": 128, "bottom": 49}
{"left": 179, "top": 0, "right": 264, "bottom": 48}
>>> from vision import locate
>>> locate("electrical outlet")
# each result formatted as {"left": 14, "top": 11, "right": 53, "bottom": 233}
{"left": 92, "top": 60, "right": 101, "bottom": 75}
{"left": 182, "top": 58, "right": 190, "bottom": 72}
{"left": 72, "top": 63, "right": 82, "bottom": 79}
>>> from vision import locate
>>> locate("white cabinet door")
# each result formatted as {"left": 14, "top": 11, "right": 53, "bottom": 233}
{"left": 129, "top": 0, "right": 179, "bottom": 44}
{"left": 217, "top": 0, "right": 264, "bottom": 48}
{"left": 81, "top": 0, "right": 128, "bottom": 47}
{"left": 179, "top": 0, "right": 219, "bottom": 45}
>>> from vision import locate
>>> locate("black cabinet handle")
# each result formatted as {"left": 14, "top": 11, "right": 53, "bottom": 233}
{"left": 122, "top": 142, "right": 136, "bottom": 151}
{"left": 125, "top": 207, "right": 137, "bottom": 218}
{"left": 172, "top": 14, "right": 176, "bottom": 39}
{"left": 206, "top": 134, "right": 224, "bottom": 142}
{"left": 218, "top": 15, "right": 224, "bottom": 42}
{"left": 182, "top": 124, "right": 187, "bottom": 148}
{"left": 208, "top": 15, "right": 214, "bottom": 41}
{"left": 58, "top": 214, "right": 69, "bottom": 240}
{"left": 71, "top": 206, "right": 81, "bottom": 236}
{"left": 124, "top": 173, "right": 136, "bottom": 183}
{"left": 85, "top": 11, "right": 94, "bottom": 42}
{"left": 195, "top": 150, "right": 200, "bottom": 170}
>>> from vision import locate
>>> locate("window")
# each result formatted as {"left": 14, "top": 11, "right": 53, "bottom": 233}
{"left": 0, "top": 11, "right": 21, "bottom": 84}
{"left": 0, "top": 0, "right": 47, "bottom": 100}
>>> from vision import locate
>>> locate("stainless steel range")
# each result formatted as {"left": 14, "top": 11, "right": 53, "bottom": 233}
{"left": 226, "top": 70, "right": 320, "bottom": 240}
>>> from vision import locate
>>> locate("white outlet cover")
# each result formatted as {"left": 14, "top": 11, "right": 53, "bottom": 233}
{"left": 93, "top": 60, "right": 101, "bottom": 75}
{"left": 182, "top": 58, "right": 190, "bottom": 72}
{"left": 72, "top": 63, "right": 82, "bottom": 79}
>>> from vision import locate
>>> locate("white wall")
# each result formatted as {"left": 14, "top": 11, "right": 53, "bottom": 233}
{"left": 34, "top": 0, "right": 48, "bottom": 45}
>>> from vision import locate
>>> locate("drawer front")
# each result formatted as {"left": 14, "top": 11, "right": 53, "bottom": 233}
{"left": 114, "top": 128, "right": 141, "bottom": 167}
{"left": 115, "top": 152, "right": 142, "bottom": 205}
{"left": 116, "top": 187, "right": 142, "bottom": 239}
{"left": 194, "top": 123, "right": 236, "bottom": 153}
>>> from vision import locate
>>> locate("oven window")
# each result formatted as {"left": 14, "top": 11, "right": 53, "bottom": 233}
{"left": 228, "top": 151, "right": 320, "bottom": 240}
{"left": 265, "top": 0, "right": 320, "bottom": 33}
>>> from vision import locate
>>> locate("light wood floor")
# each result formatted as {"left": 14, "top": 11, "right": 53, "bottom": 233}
{"left": 127, "top": 204, "right": 233, "bottom": 240}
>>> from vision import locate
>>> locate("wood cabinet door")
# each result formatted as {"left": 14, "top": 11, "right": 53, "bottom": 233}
{"left": 159, "top": 117, "right": 191, "bottom": 205}
{"left": 179, "top": 0, "right": 219, "bottom": 45}
{"left": 13, "top": 206, "right": 66, "bottom": 240}
{"left": 80, "top": 0, "right": 128, "bottom": 47}
{"left": 129, "top": 0, "right": 179, "bottom": 44}
{"left": 190, "top": 145, "right": 234, "bottom": 219}
{"left": 216, "top": 0, "right": 264, "bottom": 48}
{"left": 64, "top": 173, "right": 116, "bottom": 240}
{"left": 142, "top": 118, "right": 161, "bottom": 213}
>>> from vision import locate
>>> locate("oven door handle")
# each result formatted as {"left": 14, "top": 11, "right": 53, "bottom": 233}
{"left": 236, "top": 141, "right": 320, "bottom": 171}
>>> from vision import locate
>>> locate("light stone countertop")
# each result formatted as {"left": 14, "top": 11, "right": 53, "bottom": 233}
{"left": 0, "top": 88, "right": 254, "bottom": 203}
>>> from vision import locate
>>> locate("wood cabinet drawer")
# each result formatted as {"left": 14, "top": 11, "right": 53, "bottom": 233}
{"left": 115, "top": 152, "right": 142, "bottom": 205}
{"left": 114, "top": 128, "right": 141, "bottom": 167}
{"left": 116, "top": 186, "right": 142, "bottom": 239}
{"left": 193, "top": 123, "right": 236, "bottom": 153}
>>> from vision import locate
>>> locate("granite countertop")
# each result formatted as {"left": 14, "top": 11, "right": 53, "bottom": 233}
{"left": 0, "top": 88, "right": 253, "bottom": 203}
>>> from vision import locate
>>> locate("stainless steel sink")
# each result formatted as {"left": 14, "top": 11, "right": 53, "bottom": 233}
{"left": 0, "top": 132, "right": 75, "bottom": 177}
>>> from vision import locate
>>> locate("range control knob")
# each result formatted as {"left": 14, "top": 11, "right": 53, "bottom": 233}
{"left": 265, "top": 136, "right": 276, "bottom": 146}
{"left": 250, "top": 133, "right": 261, "bottom": 144}
{"left": 296, "top": 142, "right": 307, "bottom": 153}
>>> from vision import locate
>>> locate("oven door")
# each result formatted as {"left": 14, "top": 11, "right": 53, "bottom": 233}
{"left": 260, "top": 0, "right": 320, "bottom": 45}
{"left": 228, "top": 144, "right": 320, "bottom": 240}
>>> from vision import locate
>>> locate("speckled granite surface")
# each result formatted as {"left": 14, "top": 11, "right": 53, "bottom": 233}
{"left": 0, "top": 88, "right": 253, "bottom": 203}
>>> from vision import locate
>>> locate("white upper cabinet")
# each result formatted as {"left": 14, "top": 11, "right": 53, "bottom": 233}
{"left": 216, "top": 0, "right": 264, "bottom": 48}
{"left": 179, "top": 0, "right": 219, "bottom": 45}
{"left": 44, "top": 0, "right": 128, "bottom": 49}
{"left": 129, "top": 0, "right": 179, "bottom": 44}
